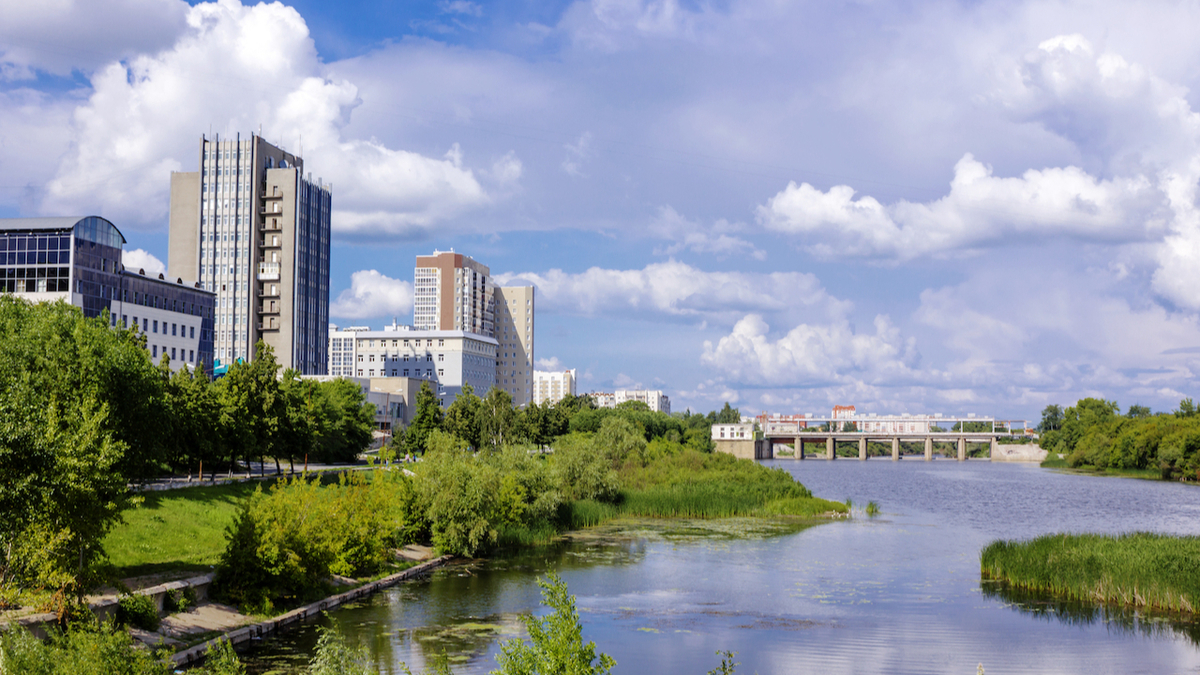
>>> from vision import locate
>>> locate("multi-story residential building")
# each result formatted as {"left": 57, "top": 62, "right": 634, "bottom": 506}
{"left": 413, "top": 250, "right": 494, "bottom": 334}
{"left": 327, "top": 322, "right": 497, "bottom": 406}
{"left": 494, "top": 285, "right": 534, "bottom": 406}
{"left": 168, "top": 133, "right": 331, "bottom": 374}
{"left": 533, "top": 368, "right": 576, "bottom": 406}
{"left": 411, "top": 251, "right": 535, "bottom": 405}
{"left": 616, "top": 389, "right": 670, "bottom": 414}
{"left": 0, "top": 216, "right": 215, "bottom": 373}
{"left": 588, "top": 389, "right": 671, "bottom": 414}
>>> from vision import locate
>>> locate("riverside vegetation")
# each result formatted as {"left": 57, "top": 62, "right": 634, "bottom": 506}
{"left": 1036, "top": 398, "right": 1200, "bottom": 480}
{"left": 980, "top": 533, "right": 1200, "bottom": 615}
{"left": 0, "top": 296, "right": 840, "bottom": 671}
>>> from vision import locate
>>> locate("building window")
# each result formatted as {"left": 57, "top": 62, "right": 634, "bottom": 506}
{"left": 438, "top": 353, "right": 444, "bottom": 362}
{"left": 357, "top": 354, "right": 363, "bottom": 362}
{"left": 369, "top": 369, "right": 375, "bottom": 376}
{"left": 172, "top": 323, "right": 177, "bottom": 336}
{"left": 403, "top": 369, "right": 409, "bottom": 376}
{"left": 153, "top": 320, "right": 158, "bottom": 333}
{"left": 438, "top": 339, "right": 444, "bottom": 346}
{"left": 357, "top": 368, "right": 363, "bottom": 376}
{"left": 190, "top": 350, "right": 195, "bottom": 362}
{"left": 190, "top": 326, "right": 195, "bottom": 339}
{"left": 171, "top": 347, "right": 177, "bottom": 360}
{"left": 152, "top": 345, "right": 158, "bottom": 358}
{"left": 438, "top": 368, "right": 444, "bottom": 376}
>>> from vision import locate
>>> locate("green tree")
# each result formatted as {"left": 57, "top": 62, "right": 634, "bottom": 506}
{"left": 1176, "top": 398, "right": 1197, "bottom": 418}
{"left": 405, "top": 381, "right": 444, "bottom": 456}
{"left": 714, "top": 402, "right": 741, "bottom": 424}
{"left": 0, "top": 298, "right": 152, "bottom": 600}
{"left": 444, "top": 383, "right": 482, "bottom": 449}
{"left": 1126, "top": 404, "right": 1152, "bottom": 419}
{"left": 162, "top": 361, "right": 222, "bottom": 477}
{"left": 1039, "top": 404, "right": 1064, "bottom": 432}
{"left": 492, "top": 574, "right": 615, "bottom": 675}
{"left": 311, "top": 378, "right": 375, "bottom": 463}
{"left": 478, "top": 387, "right": 517, "bottom": 452}
{"left": 216, "top": 341, "right": 282, "bottom": 474}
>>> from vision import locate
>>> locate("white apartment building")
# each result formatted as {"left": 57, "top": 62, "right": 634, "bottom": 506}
{"left": 712, "top": 423, "right": 755, "bottom": 440}
{"left": 533, "top": 369, "right": 576, "bottom": 406}
{"left": 327, "top": 323, "right": 497, "bottom": 406}
{"left": 589, "top": 389, "right": 671, "bottom": 414}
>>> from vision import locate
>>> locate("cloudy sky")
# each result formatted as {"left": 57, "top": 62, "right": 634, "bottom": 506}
{"left": 4, "top": 0, "right": 1200, "bottom": 419}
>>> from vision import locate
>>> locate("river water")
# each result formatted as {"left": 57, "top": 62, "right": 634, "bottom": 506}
{"left": 237, "top": 460, "right": 1200, "bottom": 675}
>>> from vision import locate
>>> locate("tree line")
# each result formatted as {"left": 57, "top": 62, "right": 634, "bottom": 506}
{"left": 1038, "top": 398, "right": 1200, "bottom": 479}
{"left": 398, "top": 383, "right": 738, "bottom": 457}
{"left": 0, "top": 298, "right": 374, "bottom": 607}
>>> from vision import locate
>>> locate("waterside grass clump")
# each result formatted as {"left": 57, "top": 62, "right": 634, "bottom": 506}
{"left": 980, "top": 532, "right": 1200, "bottom": 614}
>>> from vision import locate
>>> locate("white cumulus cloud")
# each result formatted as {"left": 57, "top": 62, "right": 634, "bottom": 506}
{"left": 700, "top": 314, "right": 919, "bottom": 388}
{"left": 330, "top": 269, "right": 413, "bottom": 321}
{"left": 759, "top": 153, "right": 1159, "bottom": 260}
{"left": 496, "top": 260, "right": 847, "bottom": 324}
{"left": 122, "top": 248, "right": 165, "bottom": 276}
{"left": 38, "top": 0, "right": 494, "bottom": 237}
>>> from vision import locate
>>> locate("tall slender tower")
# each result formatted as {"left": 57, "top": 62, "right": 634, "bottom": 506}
{"left": 168, "top": 133, "right": 331, "bottom": 374}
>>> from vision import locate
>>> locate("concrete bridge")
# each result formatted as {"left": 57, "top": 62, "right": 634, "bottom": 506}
{"left": 713, "top": 416, "right": 1011, "bottom": 461}
{"left": 766, "top": 432, "right": 998, "bottom": 461}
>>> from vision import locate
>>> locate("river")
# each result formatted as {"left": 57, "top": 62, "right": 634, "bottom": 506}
{"left": 237, "top": 459, "right": 1200, "bottom": 674}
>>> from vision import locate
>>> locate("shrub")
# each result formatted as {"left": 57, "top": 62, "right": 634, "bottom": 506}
{"left": 0, "top": 620, "right": 172, "bottom": 674}
{"left": 493, "top": 574, "right": 615, "bottom": 675}
{"left": 163, "top": 586, "right": 197, "bottom": 614}
{"left": 116, "top": 593, "right": 160, "bottom": 631}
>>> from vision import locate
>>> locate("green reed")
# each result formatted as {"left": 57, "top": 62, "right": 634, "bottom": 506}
{"left": 981, "top": 532, "right": 1200, "bottom": 614}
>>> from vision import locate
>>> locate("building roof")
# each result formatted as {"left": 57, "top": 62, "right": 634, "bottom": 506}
{"left": 328, "top": 327, "right": 499, "bottom": 345}
{"left": 0, "top": 216, "right": 126, "bottom": 246}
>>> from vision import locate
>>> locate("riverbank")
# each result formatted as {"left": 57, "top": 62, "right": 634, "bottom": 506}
{"left": 980, "top": 532, "right": 1200, "bottom": 614}
{"left": 1040, "top": 455, "right": 1177, "bottom": 481}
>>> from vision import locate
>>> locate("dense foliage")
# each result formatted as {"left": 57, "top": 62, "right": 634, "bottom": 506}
{"left": 981, "top": 532, "right": 1200, "bottom": 614}
{"left": 1037, "top": 398, "right": 1200, "bottom": 479}
{"left": 0, "top": 298, "right": 375, "bottom": 608}
{"left": 493, "top": 574, "right": 615, "bottom": 675}
{"left": 214, "top": 470, "right": 417, "bottom": 611}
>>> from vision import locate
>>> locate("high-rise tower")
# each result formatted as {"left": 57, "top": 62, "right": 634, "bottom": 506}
{"left": 412, "top": 250, "right": 534, "bottom": 405}
{"left": 168, "top": 133, "right": 331, "bottom": 374}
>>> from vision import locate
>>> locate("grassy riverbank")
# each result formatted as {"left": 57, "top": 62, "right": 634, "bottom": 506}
{"left": 1040, "top": 454, "right": 1166, "bottom": 481}
{"left": 981, "top": 533, "right": 1200, "bottom": 614}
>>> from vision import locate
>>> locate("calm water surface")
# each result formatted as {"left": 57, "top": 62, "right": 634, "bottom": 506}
{"left": 238, "top": 460, "right": 1200, "bottom": 674}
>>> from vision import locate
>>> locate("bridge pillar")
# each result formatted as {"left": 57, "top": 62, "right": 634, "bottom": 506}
{"left": 892, "top": 437, "right": 899, "bottom": 461}
{"left": 859, "top": 437, "right": 867, "bottom": 460}
{"left": 924, "top": 437, "right": 933, "bottom": 461}
{"left": 795, "top": 437, "right": 803, "bottom": 460}
{"left": 957, "top": 437, "right": 966, "bottom": 461}
{"left": 990, "top": 436, "right": 997, "bottom": 460}
{"left": 827, "top": 436, "right": 835, "bottom": 460}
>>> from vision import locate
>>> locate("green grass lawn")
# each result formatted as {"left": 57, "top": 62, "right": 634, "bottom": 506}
{"left": 103, "top": 481, "right": 261, "bottom": 579}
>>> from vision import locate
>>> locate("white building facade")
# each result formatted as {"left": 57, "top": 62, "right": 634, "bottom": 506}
{"left": 589, "top": 389, "right": 671, "bottom": 414}
{"left": 327, "top": 323, "right": 497, "bottom": 406}
{"left": 533, "top": 369, "right": 576, "bottom": 406}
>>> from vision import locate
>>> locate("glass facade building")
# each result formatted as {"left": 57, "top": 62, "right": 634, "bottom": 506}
{"left": 0, "top": 216, "right": 216, "bottom": 375}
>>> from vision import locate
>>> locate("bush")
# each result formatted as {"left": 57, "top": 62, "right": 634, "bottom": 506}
{"left": 0, "top": 620, "right": 172, "bottom": 674}
{"left": 116, "top": 593, "right": 160, "bottom": 631}
{"left": 163, "top": 586, "right": 197, "bottom": 614}
{"left": 214, "top": 470, "right": 414, "bottom": 611}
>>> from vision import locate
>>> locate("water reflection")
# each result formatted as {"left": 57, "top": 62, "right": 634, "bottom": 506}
{"left": 235, "top": 463, "right": 1200, "bottom": 674}
{"left": 981, "top": 580, "right": 1200, "bottom": 647}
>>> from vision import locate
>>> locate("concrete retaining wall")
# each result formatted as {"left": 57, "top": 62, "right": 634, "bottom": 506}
{"left": 170, "top": 556, "right": 451, "bottom": 667}
{"left": 714, "top": 438, "right": 772, "bottom": 460}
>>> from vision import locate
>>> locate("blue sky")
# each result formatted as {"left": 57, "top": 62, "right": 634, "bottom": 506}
{"left": 4, "top": 0, "right": 1200, "bottom": 418}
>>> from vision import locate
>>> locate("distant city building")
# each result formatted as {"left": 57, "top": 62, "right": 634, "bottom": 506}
{"left": 168, "top": 133, "right": 331, "bottom": 374}
{"left": 327, "top": 322, "right": 497, "bottom": 406}
{"left": 590, "top": 392, "right": 616, "bottom": 408}
{"left": 590, "top": 389, "right": 671, "bottom": 414}
{"left": 0, "top": 216, "right": 215, "bottom": 374}
{"left": 533, "top": 369, "right": 576, "bottom": 406}
{"left": 413, "top": 250, "right": 494, "bottom": 334}
{"left": 495, "top": 285, "right": 534, "bottom": 406}
{"left": 412, "top": 251, "right": 534, "bottom": 405}
{"left": 712, "top": 423, "right": 754, "bottom": 440}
